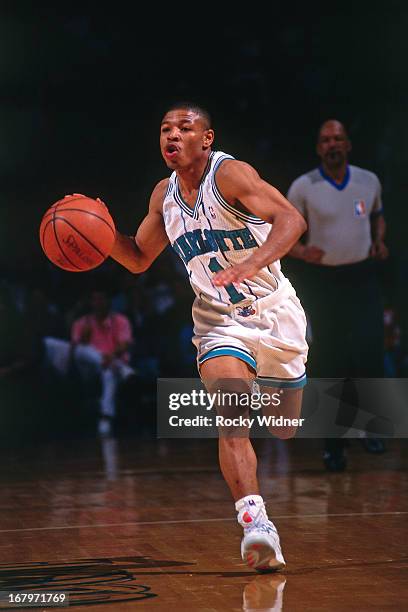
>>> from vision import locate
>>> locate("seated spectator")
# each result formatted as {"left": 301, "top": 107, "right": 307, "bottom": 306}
{"left": 44, "top": 287, "right": 135, "bottom": 436}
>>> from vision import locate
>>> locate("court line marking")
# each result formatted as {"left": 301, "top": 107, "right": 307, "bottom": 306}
{"left": 1, "top": 511, "right": 407, "bottom": 533}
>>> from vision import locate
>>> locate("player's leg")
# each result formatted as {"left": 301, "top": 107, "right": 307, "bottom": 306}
{"left": 256, "top": 384, "right": 304, "bottom": 439}
{"left": 200, "top": 355, "right": 258, "bottom": 500}
{"left": 200, "top": 355, "right": 285, "bottom": 571}
{"left": 256, "top": 289, "right": 308, "bottom": 441}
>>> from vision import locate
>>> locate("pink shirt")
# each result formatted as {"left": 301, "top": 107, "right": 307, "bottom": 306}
{"left": 72, "top": 313, "right": 133, "bottom": 361}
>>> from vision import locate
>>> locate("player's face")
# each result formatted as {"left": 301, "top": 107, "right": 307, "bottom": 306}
{"left": 317, "top": 123, "right": 351, "bottom": 167}
{"left": 160, "top": 110, "right": 214, "bottom": 169}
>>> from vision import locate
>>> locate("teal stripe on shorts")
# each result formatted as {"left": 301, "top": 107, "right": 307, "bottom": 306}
{"left": 199, "top": 347, "right": 257, "bottom": 370}
{"left": 257, "top": 373, "right": 307, "bottom": 389}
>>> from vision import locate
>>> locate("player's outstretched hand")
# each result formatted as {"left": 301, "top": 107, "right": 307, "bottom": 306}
{"left": 213, "top": 261, "right": 260, "bottom": 286}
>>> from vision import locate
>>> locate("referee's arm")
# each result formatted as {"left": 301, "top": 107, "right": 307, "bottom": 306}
{"left": 370, "top": 212, "right": 388, "bottom": 260}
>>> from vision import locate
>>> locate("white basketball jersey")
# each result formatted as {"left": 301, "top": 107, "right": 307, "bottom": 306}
{"left": 162, "top": 151, "right": 286, "bottom": 306}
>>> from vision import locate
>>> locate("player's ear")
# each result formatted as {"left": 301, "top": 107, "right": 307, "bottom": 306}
{"left": 203, "top": 129, "right": 215, "bottom": 149}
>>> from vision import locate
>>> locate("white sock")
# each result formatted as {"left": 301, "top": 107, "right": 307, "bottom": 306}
{"left": 235, "top": 494, "right": 268, "bottom": 529}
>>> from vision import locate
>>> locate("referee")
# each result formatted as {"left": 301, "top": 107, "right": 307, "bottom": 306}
{"left": 287, "top": 119, "right": 388, "bottom": 471}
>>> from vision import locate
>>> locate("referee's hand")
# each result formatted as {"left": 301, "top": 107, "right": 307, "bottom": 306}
{"left": 301, "top": 245, "right": 325, "bottom": 264}
{"left": 370, "top": 240, "right": 389, "bottom": 260}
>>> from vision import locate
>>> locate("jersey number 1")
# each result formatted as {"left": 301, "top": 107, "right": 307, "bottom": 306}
{"left": 208, "top": 257, "right": 245, "bottom": 304}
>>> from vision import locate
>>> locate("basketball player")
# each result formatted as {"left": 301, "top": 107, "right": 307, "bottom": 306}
{"left": 110, "top": 102, "right": 308, "bottom": 571}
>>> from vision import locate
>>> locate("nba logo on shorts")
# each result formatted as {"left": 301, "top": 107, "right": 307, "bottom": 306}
{"left": 354, "top": 200, "right": 366, "bottom": 217}
{"left": 237, "top": 305, "right": 256, "bottom": 317}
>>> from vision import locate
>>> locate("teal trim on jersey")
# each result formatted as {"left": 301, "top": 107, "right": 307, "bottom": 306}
{"left": 211, "top": 155, "right": 265, "bottom": 225}
{"left": 212, "top": 156, "right": 266, "bottom": 225}
{"left": 175, "top": 152, "right": 215, "bottom": 219}
{"left": 174, "top": 187, "right": 198, "bottom": 218}
{"left": 213, "top": 153, "right": 235, "bottom": 170}
{"left": 164, "top": 179, "right": 173, "bottom": 199}
{"left": 212, "top": 179, "right": 266, "bottom": 225}
{"left": 256, "top": 373, "right": 307, "bottom": 389}
{"left": 199, "top": 347, "right": 257, "bottom": 370}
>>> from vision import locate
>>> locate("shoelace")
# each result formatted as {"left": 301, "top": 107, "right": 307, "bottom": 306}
{"left": 258, "top": 522, "right": 278, "bottom": 536}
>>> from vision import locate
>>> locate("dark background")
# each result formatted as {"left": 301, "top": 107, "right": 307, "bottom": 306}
{"left": 0, "top": 4, "right": 407, "bottom": 442}
{"left": 1, "top": 5, "right": 407, "bottom": 265}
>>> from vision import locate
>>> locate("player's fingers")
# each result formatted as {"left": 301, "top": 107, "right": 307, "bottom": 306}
{"left": 213, "top": 274, "right": 230, "bottom": 286}
{"left": 235, "top": 273, "right": 249, "bottom": 283}
{"left": 213, "top": 270, "right": 236, "bottom": 286}
{"left": 224, "top": 272, "right": 244, "bottom": 285}
{"left": 217, "top": 265, "right": 257, "bottom": 285}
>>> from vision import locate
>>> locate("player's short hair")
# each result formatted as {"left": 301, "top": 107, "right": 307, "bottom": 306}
{"left": 163, "top": 101, "right": 212, "bottom": 129}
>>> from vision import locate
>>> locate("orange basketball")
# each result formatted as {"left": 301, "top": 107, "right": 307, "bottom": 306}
{"left": 39, "top": 194, "right": 116, "bottom": 272}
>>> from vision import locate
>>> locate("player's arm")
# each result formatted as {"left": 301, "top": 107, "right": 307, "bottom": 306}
{"left": 212, "top": 160, "right": 307, "bottom": 285}
{"left": 110, "top": 179, "right": 170, "bottom": 273}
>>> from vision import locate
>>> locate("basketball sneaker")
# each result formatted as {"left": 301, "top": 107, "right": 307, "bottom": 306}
{"left": 236, "top": 495, "right": 286, "bottom": 572}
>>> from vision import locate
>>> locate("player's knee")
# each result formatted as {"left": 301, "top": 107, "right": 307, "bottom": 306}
{"left": 219, "top": 436, "right": 250, "bottom": 448}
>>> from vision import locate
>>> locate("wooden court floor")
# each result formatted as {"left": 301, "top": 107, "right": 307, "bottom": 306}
{"left": 0, "top": 436, "right": 407, "bottom": 611}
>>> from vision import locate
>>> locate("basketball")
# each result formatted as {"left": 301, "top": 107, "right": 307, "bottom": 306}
{"left": 39, "top": 194, "right": 116, "bottom": 272}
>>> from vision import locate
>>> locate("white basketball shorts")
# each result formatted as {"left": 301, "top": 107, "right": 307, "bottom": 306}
{"left": 192, "top": 279, "right": 308, "bottom": 388}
